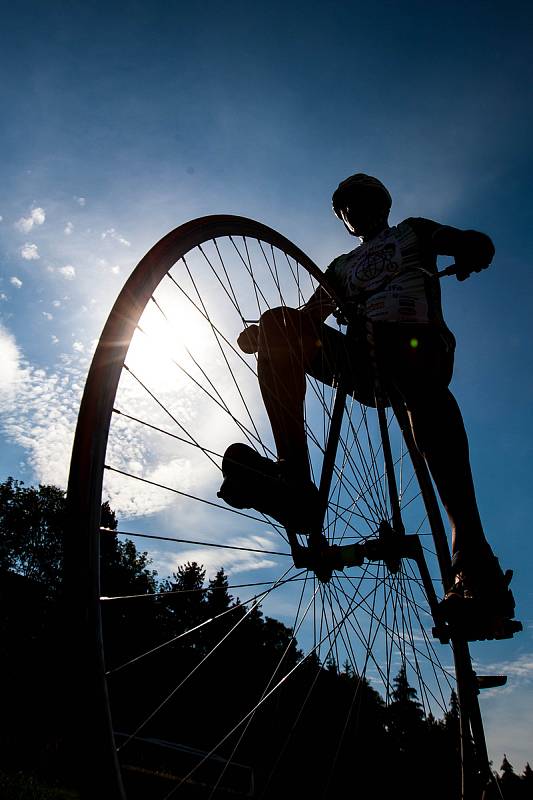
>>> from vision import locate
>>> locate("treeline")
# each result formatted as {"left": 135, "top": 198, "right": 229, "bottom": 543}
{"left": 0, "top": 477, "right": 530, "bottom": 799}
{"left": 493, "top": 758, "right": 533, "bottom": 799}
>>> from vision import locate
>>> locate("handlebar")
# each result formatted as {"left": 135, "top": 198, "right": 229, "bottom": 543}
{"left": 437, "top": 264, "right": 456, "bottom": 278}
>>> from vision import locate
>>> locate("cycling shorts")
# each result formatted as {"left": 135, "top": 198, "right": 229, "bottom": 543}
{"left": 306, "top": 321, "right": 455, "bottom": 407}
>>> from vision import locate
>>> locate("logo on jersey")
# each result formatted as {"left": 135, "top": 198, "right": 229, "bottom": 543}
{"left": 342, "top": 229, "right": 402, "bottom": 294}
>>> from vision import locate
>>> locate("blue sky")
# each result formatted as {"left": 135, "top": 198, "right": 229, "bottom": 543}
{"left": 1, "top": 0, "right": 532, "bottom": 775}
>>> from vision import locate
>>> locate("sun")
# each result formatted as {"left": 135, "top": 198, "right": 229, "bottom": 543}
{"left": 126, "top": 287, "right": 215, "bottom": 395}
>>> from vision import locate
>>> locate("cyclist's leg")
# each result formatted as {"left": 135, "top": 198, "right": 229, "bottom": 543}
{"left": 408, "top": 391, "right": 489, "bottom": 561}
{"left": 257, "top": 307, "right": 314, "bottom": 479}
{"left": 387, "top": 327, "right": 519, "bottom": 623}
{"left": 383, "top": 325, "right": 490, "bottom": 561}
{"left": 257, "top": 308, "right": 369, "bottom": 480}
{"left": 219, "top": 309, "right": 362, "bottom": 529}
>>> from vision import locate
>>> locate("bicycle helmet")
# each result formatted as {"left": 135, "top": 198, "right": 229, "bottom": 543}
{"left": 332, "top": 173, "right": 392, "bottom": 219}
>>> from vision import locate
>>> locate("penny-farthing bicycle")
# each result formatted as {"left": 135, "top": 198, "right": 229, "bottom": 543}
{"left": 66, "top": 216, "right": 500, "bottom": 799}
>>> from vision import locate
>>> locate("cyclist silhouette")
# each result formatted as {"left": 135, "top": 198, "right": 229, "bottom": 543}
{"left": 218, "top": 173, "right": 517, "bottom": 631}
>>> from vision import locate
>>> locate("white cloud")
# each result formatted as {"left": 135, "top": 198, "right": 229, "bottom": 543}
{"left": 0, "top": 325, "right": 22, "bottom": 398}
{"left": 475, "top": 652, "right": 533, "bottom": 686}
{"left": 15, "top": 207, "right": 46, "bottom": 233}
{"left": 0, "top": 335, "right": 86, "bottom": 487}
{"left": 10, "top": 277, "right": 22, "bottom": 289}
{"left": 58, "top": 265, "right": 76, "bottom": 280}
{"left": 42, "top": 312, "right": 53, "bottom": 321}
{"left": 32, "top": 207, "right": 45, "bottom": 225}
{"left": 111, "top": 265, "right": 121, "bottom": 274}
{"left": 101, "top": 228, "right": 131, "bottom": 247}
{"left": 52, "top": 300, "right": 61, "bottom": 308}
{"left": 51, "top": 335, "right": 59, "bottom": 344}
{"left": 0, "top": 292, "right": 7, "bottom": 301}
{"left": 17, "top": 219, "right": 33, "bottom": 234}
{"left": 166, "top": 533, "right": 279, "bottom": 580}
{"left": 0, "top": 215, "right": 3, "bottom": 222}
{"left": 75, "top": 196, "right": 86, "bottom": 206}
{"left": 0, "top": 282, "right": 267, "bottom": 527}
{"left": 64, "top": 221, "right": 74, "bottom": 235}
{"left": 21, "top": 243, "right": 40, "bottom": 260}
{"left": 475, "top": 652, "right": 533, "bottom": 773}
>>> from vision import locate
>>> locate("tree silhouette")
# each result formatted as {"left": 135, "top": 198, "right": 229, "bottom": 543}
{"left": 100, "top": 503, "right": 157, "bottom": 598}
{"left": 206, "top": 567, "right": 232, "bottom": 617}
{"left": 444, "top": 688, "right": 460, "bottom": 732}
{"left": 0, "top": 477, "right": 160, "bottom": 786}
{"left": 0, "top": 478, "right": 66, "bottom": 596}
{"left": 499, "top": 755, "right": 524, "bottom": 799}
{"left": 387, "top": 662, "right": 425, "bottom": 746}
{"left": 2, "top": 476, "right": 532, "bottom": 799}
{"left": 523, "top": 762, "right": 533, "bottom": 785}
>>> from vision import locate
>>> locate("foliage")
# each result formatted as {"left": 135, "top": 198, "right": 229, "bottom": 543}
{"left": 0, "top": 477, "right": 157, "bottom": 788}
{"left": 498, "top": 756, "right": 526, "bottom": 799}
{"left": 2, "top": 477, "right": 532, "bottom": 799}
{"left": 0, "top": 478, "right": 157, "bottom": 598}
{"left": 0, "top": 478, "right": 66, "bottom": 596}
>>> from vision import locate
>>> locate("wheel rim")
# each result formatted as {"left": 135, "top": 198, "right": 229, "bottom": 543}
{"left": 66, "top": 216, "right": 472, "bottom": 798}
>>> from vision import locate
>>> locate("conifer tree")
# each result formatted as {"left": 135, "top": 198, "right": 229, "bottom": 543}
{"left": 168, "top": 560, "right": 207, "bottom": 630}
{"left": 206, "top": 567, "right": 231, "bottom": 616}
{"left": 444, "top": 689, "right": 460, "bottom": 731}
{"left": 522, "top": 763, "right": 533, "bottom": 798}
{"left": 500, "top": 755, "right": 523, "bottom": 799}
{"left": 342, "top": 659, "right": 354, "bottom": 678}
{"left": 501, "top": 755, "right": 515, "bottom": 775}
{"left": 386, "top": 663, "right": 425, "bottom": 766}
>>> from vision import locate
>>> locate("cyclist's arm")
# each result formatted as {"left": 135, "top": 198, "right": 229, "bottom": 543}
{"left": 434, "top": 225, "right": 495, "bottom": 281}
{"left": 300, "top": 253, "right": 348, "bottom": 323}
{"left": 301, "top": 284, "right": 336, "bottom": 324}
{"left": 407, "top": 217, "right": 495, "bottom": 282}
{"left": 236, "top": 283, "right": 335, "bottom": 354}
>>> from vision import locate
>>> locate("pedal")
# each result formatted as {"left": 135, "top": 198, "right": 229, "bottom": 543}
{"left": 439, "top": 590, "right": 523, "bottom": 642}
{"left": 460, "top": 619, "right": 523, "bottom": 642}
{"left": 432, "top": 624, "right": 451, "bottom": 645}
{"left": 491, "top": 618, "right": 523, "bottom": 640}
{"left": 444, "top": 614, "right": 522, "bottom": 642}
{"left": 476, "top": 675, "right": 507, "bottom": 690}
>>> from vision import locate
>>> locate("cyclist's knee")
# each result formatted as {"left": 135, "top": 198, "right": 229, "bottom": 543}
{"left": 259, "top": 307, "right": 322, "bottom": 369}
{"left": 402, "top": 384, "right": 452, "bottom": 415}
{"left": 259, "top": 307, "right": 302, "bottom": 348}
{"left": 260, "top": 305, "right": 298, "bottom": 329}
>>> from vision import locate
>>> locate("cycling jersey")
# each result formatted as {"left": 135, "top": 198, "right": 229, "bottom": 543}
{"left": 324, "top": 217, "right": 450, "bottom": 330}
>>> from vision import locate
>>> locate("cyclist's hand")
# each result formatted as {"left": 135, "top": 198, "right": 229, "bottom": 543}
{"left": 455, "top": 231, "right": 495, "bottom": 282}
{"left": 454, "top": 256, "right": 491, "bottom": 282}
{"left": 237, "top": 324, "right": 259, "bottom": 353}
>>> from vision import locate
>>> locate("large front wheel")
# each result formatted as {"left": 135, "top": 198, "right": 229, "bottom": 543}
{"left": 66, "top": 215, "right": 487, "bottom": 799}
